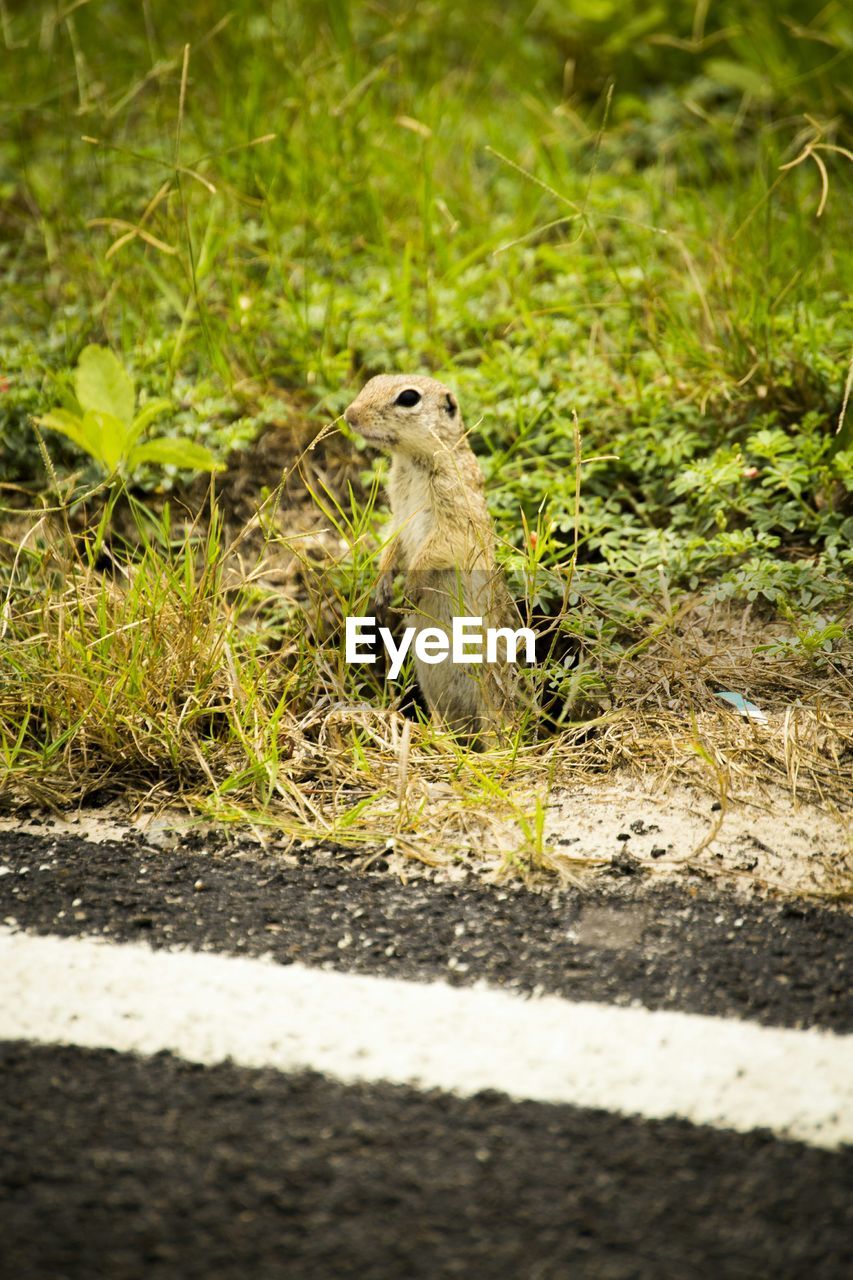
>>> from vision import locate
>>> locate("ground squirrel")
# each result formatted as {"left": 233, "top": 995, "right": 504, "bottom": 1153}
{"left": 344, "top": 374, "right": 522, "bottom": 744}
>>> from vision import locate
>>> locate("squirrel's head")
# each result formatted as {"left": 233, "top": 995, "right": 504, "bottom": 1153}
{"left": 344, "top": 374, "right": 464, "bottom": 458}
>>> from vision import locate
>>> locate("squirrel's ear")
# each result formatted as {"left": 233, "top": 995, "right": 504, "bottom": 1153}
{"left": 444, "top": 392, "right": 457, "bottom": 417}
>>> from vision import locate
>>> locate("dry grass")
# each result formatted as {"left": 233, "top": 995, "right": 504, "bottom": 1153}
{"left": 1, "top": 470, "right": 850, "bottom": 900}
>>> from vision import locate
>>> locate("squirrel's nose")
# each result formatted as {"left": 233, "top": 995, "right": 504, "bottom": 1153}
{"left": 343, "top": 405, "right": 358, "bottom": 428}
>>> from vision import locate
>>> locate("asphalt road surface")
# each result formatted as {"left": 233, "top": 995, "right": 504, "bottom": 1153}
{"left": 1, "top": 826, "right": 851, "bottom": 1279}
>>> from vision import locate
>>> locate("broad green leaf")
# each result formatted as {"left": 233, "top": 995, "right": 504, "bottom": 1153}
{"left": 73, "top": 345, "right": 135, "bottom": 425}
{"left": 128, "top": 436, "right": 225, "bottom": 473}
{"left": 35, "top": 410, "right": 92, "bottom": 455}
{"left": 129, "top": 398, "right": 172, "bottom": 443}
{"left": 80, "top": 409, "right": 130, "bottom": 472}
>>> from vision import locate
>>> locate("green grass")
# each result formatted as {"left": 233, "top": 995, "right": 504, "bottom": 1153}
{"left": 0, "top": 0, "right": 851, "bottom": 869}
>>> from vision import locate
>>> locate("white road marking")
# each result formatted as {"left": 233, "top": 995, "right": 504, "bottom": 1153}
{"left": 0, "top": 926, "right": 850, "bottom": 1149}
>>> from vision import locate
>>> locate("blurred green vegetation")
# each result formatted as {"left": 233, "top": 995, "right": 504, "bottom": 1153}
{"left": 1, "top": 0, "right": 851, "bottom": 626}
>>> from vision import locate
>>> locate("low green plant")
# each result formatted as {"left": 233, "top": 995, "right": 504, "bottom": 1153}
{"left": 0, "top": 0, "right": 850, "bottom": 888}
{"left": 35, "top": 346, "right": 222, "bottom": 481}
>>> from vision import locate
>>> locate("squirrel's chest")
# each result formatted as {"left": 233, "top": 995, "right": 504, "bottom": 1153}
{"left": 387, "top": 460, "right": 436, "bottom": 565}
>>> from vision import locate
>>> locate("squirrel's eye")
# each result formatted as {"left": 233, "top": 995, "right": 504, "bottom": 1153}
{"left": 394, "top": 388, "right": 421, "bottom": 408}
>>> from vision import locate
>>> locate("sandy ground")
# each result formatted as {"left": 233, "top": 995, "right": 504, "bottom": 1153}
{"left": 0, "top": 772, "right": 848, "bottom": 902}
{"left": 542, "top": 776, "right": 851, "bottom": 900}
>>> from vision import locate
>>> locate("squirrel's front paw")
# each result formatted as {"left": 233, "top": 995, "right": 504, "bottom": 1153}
{"left": 374, "top": 572, "right": 394, "bottom": 613}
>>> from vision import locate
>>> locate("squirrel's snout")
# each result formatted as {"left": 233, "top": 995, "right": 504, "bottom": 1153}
{"left": 343, "top": 404, "right": 359, "bottom": 428}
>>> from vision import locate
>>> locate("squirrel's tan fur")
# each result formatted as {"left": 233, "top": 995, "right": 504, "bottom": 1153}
{"left": 344, "top": 374, "right": 520, "bottom": 743}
